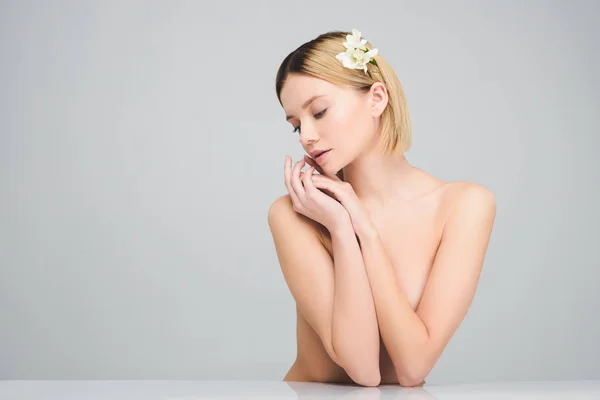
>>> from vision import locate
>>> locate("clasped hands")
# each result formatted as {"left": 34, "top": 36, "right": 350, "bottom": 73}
{"left": 284, "top": 155, "right": 376, "bottom": 239}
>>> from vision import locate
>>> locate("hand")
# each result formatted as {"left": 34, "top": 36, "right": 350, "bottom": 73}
{"left": 299, "top": 164, "right": 377, "bottom": 239}
{"left": 284, "top": 156, "right": 349, "bottom": 231}
{"left": 302, "top": 154, "right": 344, "bottom": 181}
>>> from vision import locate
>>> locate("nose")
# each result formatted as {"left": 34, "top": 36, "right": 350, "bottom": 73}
{"left": 299, "top": 123, "right": 319, "bottom": 147}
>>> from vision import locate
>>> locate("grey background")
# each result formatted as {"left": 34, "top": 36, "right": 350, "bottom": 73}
{"left": 1, "top": 0, "right": 598, "bottom": 384}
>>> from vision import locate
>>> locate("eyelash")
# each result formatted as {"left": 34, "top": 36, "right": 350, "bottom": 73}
{"left": 292, "top": 108, "right": 327, "bottom": 134}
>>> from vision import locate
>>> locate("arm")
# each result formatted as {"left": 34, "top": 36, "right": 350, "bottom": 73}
{"left": 268, "top": 195, "right": 381, "bottom": 387}
{"left": 356, "top": 184, "right": 497, "bottom": 386}
{"left": 330, "top": 215, "right": 381, "bottom": 385}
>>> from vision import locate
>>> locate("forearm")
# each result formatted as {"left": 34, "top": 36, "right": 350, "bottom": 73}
{"left": 330, "top": 218, "right": 381, "bottom": 384}
{"left": 357, "top": 229, "right": 429, "bottom": 385}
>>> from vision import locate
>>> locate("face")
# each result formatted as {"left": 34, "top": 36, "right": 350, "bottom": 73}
{"left": 279, "top": 73, "right": 386, "bottom": 174}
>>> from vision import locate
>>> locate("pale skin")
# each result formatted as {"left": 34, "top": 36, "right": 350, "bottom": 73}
{"left": 267, "top": 73, "right": 497, "bottom": 387}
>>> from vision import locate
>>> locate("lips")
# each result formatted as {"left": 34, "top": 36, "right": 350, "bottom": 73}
{"left": 315, "top": 149, "right": 331, "bottom": 162}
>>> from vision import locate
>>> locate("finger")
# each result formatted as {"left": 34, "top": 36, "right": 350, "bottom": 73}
{"left": 284, "top": 156, "right": 301, "bottom": 206}
{"left": 291, "top": 159, "right": 306, "bottom": 199}
{"left": 311, "top": 174, "right": 344, "bottom": 189}
{"left": 303, "top": 155, "right": 326, "bottom": 175}
{"left": 302, "top": 166, "right": 315, "bottom": 193}
{"left": 312, "top": 175, "right": 343, "bottom": 193}
{"left": 299, "top": 169, "right": 310, "bottom": 179}
{"left": 310, "top": 176, "right": 343, "bottom": 200}
{"left": 304, "top": 155, "right": 342, "bottom": 181}
{"left": 284, "top": 156, "right": 291, "bottom": 187}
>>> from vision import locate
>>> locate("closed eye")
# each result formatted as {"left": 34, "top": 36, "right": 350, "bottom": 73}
{"left": 292, "top": 108, "right": 328, "bottom": 134}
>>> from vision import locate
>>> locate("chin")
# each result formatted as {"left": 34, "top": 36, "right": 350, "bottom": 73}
{"left": 325, "top": 168, "right": 343, "bottom": 180}
{"left": 320, "top": 164, "right": 336, "bottom": 176}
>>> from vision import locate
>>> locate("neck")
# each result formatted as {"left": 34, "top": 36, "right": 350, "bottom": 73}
{"left": 340, "top": 149, "right": 421, "bottom": 208}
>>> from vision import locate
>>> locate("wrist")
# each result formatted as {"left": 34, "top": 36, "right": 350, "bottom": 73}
{"left": 355, "top": 221, "right": 379, "bottom": 242}
{"left": 328, "top": 214, "right": 353, "bottom": 236}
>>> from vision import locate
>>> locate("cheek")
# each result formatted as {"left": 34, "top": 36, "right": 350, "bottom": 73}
{"left": 330, "top": 105, "right": 370, "bottom": 140}
{"left": 328, "top": 107, "right": 359, "bottom": 134}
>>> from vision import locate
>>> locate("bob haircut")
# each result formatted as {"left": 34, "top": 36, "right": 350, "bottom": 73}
{"left": 275, "top": 30, "right": 412, "bottom": 156}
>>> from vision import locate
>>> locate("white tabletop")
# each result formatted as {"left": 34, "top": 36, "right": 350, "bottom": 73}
{"left": 0, "top": 380, "right": 599, "bottom": 399}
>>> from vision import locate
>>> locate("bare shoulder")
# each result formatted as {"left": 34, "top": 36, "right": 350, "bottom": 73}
{"left": 268, "top": 194, "right": 309, "bottom": 224}
{"left": 267, "top": 194, "right": 324, "bottom": 240}
{"left": 448, "top": 181, "right": 495, "bottom": 206}
{"left": 440, "top": 181, "right": 497, "bottom": 226}
{"left": 267, "top": 194, "right": 293, "bottom": 218}
{"left": 268, "top": 194, "right": 299, "bottom": 223}
{"left": 441, "top": 181, "right": 495, "bottom": 203}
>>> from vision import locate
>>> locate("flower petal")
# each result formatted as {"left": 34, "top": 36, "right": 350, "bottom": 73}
{"left": 364, "top": 48, "right": 378, "bottom": 58}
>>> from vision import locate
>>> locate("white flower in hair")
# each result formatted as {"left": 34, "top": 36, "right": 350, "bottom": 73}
{"left": 336, "top": 28, "right": 378, "bottom": 74}
{"left": 343, "top": 28, "right": 368, "bottom": 50}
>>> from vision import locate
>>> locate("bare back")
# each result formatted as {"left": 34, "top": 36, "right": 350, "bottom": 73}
{"left": 272, "top": 175, "right": 470, "bottom": 386}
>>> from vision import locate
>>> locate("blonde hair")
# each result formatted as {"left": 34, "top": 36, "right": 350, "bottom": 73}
{"left": 275, "top": 30, "right": 412, "bottom": 155}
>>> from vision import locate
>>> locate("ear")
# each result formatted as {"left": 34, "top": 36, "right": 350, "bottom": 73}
{"left": 369, "top": 82, "right": 388, "bottom": 118}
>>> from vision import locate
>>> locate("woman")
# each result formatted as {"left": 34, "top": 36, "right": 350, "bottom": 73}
{"left": 268, "top": 29, "right": 496, "bottom": 387}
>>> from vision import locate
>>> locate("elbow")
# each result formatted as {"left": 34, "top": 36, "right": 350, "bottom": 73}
{"left": 331, "top": 338, "right": 381, "bottom": 386}
{"left": 398, "top": 375, "right": 425, "bottom": 388}
{"left": 350, "top": 368, "right": 381, "bottom": 387}
{"left": 338, "top": 354, "right": 380, "bottom": 387}
{"left": 342, "top": 357, "right": 381, "bottom": 387}
{"left": 394, "top": 351, "right": 431, "bottom": 387}
{"left": 340, "top": 353, "right": 380, "bottom": 387}
{"left": 396, "top": 368, "right": 426, "bottom": 387}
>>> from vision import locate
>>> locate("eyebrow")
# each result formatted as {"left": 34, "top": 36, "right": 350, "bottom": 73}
{"left": 285, "top": 95, "right": 325, "bottom": 121}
